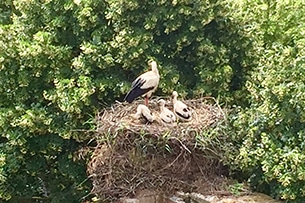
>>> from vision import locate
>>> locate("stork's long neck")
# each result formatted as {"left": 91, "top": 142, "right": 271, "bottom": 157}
{"left": 172, "top": 96, "right": 177, "bottom": 104}
{"left": 160, "top": 104, "right": 165, "bottom": 112}
{"left": 151, "top": 61, "right": 159, "bottom": 76}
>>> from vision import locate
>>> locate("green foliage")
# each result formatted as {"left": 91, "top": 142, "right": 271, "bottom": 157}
{"left": 103, "top": 0, "right": 252, "bottom": 102}
{"left": 0, "top": 0, "right": 107, "bottom": 201}
{"left": 227, "top": 182, "right": 248, "bottom": 196}
{"left": 2, "top": 0, "right": 304, "bottom": 202}
{"left": 1, "top": 0, "right": 250, "bottom": 201}
{"left": 0, "top": 0, "right": 18, "bottom": 25}
{"left": 226, "top": 0, "right": 305, "bottom": 202}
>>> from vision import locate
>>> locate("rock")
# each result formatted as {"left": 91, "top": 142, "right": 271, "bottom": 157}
{"left": 238, "top": 193, "right": 281, "bottom": 203}
{"left": 189, "top": 193, "right": 215, "bottom": 203}
{"left": 186, "top": 192, "right": 283, "bottom": 203}
{"left": 120, "top": 190, "right": 164, "bottom": 203}
{"left": 119, "top": 191, "right": 283, "bottom": 203}
{"left": 120, "top": 198, "right": 139, "bottom": 203}
{"left": 167, "top": 196, "right": 186, "bottom": 203}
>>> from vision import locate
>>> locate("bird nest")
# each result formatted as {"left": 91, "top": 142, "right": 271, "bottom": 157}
{"left": 87, "top": 97, "right": 230, "bottom": 201}
{"left": 95, "top": 97, "right": 226, "bottom": 138}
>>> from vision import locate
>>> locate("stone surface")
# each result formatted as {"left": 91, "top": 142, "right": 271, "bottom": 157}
{"left": 120, "top": 192, "right": 283, "bottom": 203}
{"left": 174, "top": 192, "right": 282, "bottom": 203}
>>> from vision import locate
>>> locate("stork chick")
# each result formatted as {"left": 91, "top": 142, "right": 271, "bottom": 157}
{"left": 172, "top": 91, "right": 192, "bottom": 121}
{"left": 133, "top": 104, "right": 154, "bottom": 123}
{"left": 158, "top": 99, "right": 176, "bottom": 123}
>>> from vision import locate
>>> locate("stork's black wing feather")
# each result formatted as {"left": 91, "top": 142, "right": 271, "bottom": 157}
{"left": 124, "top": 78, "right": 154, "bottom": 103}
{"left": 175, "top": 110, "right": 191, "bottom": 120}
{"left": 131, "top": 77, "right": 144, "bottom": 88}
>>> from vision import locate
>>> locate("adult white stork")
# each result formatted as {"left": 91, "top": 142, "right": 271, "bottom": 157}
{"left": 158, "top": 99, "right": 176, "bottom": 123}
{"left": 172, "top": 91, "right": 192, "bottom": 121}
{"left": 133, "top": 104, "right": 154, "bottom": 123}
{"left": 124, "top": 60, "right": 160, "bottom": 106}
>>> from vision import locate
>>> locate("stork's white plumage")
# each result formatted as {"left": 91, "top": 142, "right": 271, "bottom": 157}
{"left": 172, "top": 91, "right": 192, "bottom": 121}
{"left": 124, "top": 60, "right": 160, "bottom": 106}
{"left": 133, "top": 104, "right": 154, "bottom": 123}
{"left": 158, "top": 99, "right": 176, "bottom": 123}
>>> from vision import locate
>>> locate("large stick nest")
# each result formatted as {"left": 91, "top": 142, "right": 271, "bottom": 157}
{"left": 88, "top": 97, "right": 231, "bottom": 201}
{"left": 96, "top": 97, "right": 226, "bottom": 138}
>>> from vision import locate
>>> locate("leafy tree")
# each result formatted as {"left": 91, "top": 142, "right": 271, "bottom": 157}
{"left": 227, "top": 0, "right": 305, "bottom": 202}
{"left": 102, "top": 0, "right": 252, "bottom": 103}
{"left": 0, "top": 0, "right": 111, "bottom": 201}
{"left": 0, "top": 0, "right": 17, "bottom": 25}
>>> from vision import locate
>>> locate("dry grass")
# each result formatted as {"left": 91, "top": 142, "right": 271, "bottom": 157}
{"left": 87, "top": 97, "right": 230, "bottom": 202}
{"left": 95, "top": 97, "right": 225, "bottom": 138}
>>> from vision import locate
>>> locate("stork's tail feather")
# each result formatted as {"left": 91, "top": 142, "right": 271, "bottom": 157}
{"left": 124, "top": 87, "right": 153, "bottom": 103}
{"left": 124, "top": 91, "right": 136, "bottom": 103}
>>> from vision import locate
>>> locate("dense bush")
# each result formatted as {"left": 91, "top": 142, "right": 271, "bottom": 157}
{"left": 0, "top": 1, "right": 101, "bottom": 201}
{"left": 102, "top": 0, "right": 252, "bottom": 102}
{"left": 227, "top": 0, "right": 305, "bottom": 202}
